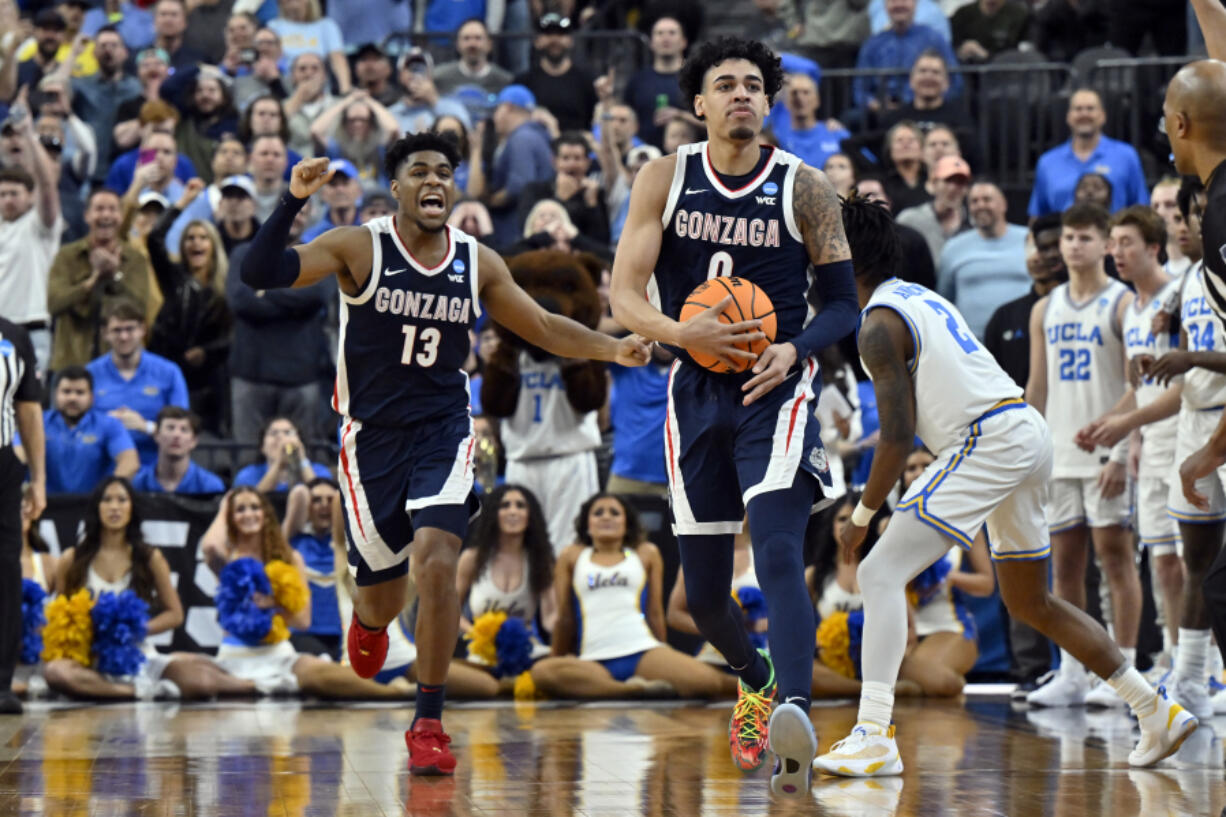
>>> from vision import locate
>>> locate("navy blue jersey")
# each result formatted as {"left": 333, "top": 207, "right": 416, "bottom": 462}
{"left": 653, "top": 142, "right": 812, "bottom": 368}
{"left": 333, "top": 217, "right": 480, "bottom": 426}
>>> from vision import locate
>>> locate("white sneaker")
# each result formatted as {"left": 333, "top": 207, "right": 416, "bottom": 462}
{"left": 1129, "top": 687, "right": 1199, "bottom": 767}
{"left": 255, "top": 673, "right": 300, "bottom": 697}
{"left": 1085, "top": 679, "right": 1127, "bottom": 708}
{"left": 1026, "top": 671, "right": 1089, "bottom": 707}
{"left": 813, "top": 722, "right": 902, "bottom": 778}
{"left": 768, "top": 702, "right": 816, "bottom": 797}
{"left": 1171, "top": 676, "right": 1215, "bottom": 722}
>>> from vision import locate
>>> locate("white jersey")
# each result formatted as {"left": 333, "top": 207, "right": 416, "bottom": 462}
{"left": 467, "top": 553, "right": 538, "bottom": 623}
{"left": 500, "top": 352, "right": 602, "bottom": 461}
{"left": 571, "top": 547, "right": 660, "bottom": 661}
{"left": 1181, "top": 262, "right": 1226, "bottom": 410}
{"left": 861, "top": 279, "right": 1022, "bottom": 454}
{"left": 1042, "top": 279, "right": 1130, "bottom": 478}
{"left": 1124, "top": 278, "right": 1180, "bottom": 473}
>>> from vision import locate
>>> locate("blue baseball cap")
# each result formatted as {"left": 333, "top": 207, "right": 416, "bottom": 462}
{"left": 780, "top": 53, "right": 821, "bottom": 86}
{"left": 327, "top": 158, "right": 360, "bottom": 180}
{"left": 495, "top": 84, "right": 536, "bottom": 111}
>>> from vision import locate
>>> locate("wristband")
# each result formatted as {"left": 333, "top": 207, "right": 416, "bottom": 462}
{"left": 851, "top": 501, "right": 876, "bottom": 527}
{"left": 145, "top": 420, "right": 156, "bottom": 435}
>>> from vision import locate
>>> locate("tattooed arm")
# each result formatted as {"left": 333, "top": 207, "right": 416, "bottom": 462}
{"left": 856, "top": 307, "right": 918, "bottom": 514}
{"left": 741, "top": 165, "right": 859, "bottom": 405}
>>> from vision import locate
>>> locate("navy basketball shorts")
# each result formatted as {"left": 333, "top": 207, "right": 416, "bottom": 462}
{"left": 664, "top": 358, "right": 834, "bottom": 536}
{"left": 338, "top": 413, "right": 480, "bottom": 586}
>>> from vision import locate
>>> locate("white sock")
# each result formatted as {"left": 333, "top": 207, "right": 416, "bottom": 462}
{"left": 1121, "top": 647, "right": 1136, "bottom": 667}
{"left": 1059, "top": 649, "right": 1085, "bottom": 680}
{"left": 1175, "top": 628, "right": 1211, "bottom": 684}
{"left": 1210, "top": 639, "right": 1224, "bottom": 678}
{"left": 857, "top": 681, "right": 895, "bottom": 730}
{"left": 1107, "top": 663, "right": 1157, "bottom": 715}
{"left": 1163, "top": 627, "right": 1176, "bottom": 657}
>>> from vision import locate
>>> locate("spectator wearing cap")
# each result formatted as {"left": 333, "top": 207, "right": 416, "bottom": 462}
{"left": 284, "top": 51, "right": 336, "bottom": 157}
{"left": 434, "top": 20, "right": 513, "bottom": 101}
{"left": 301, "top": 159, "right": 362, "bottom": 242}
{"left": 388, "top": 48, "right": 473, "bottom": 136}
{"left": 213, "top": 174, "right": 262, "bottom": 251}
{"left": 71, "top": 27, "right": 141, "bottom": 184}
{"left": 107, "top": 98, "right": 199, "bottom": 194}
{"left": 514, "top": 13, "right": 599, "bottom": 134}
{"left": 268, "top": 0, "right": 351, "bottom": 94}
{"left": 163, "top": 134, "right": 250, "bottom": 253}
{"left": 951, "top": 0, "right": 1030, "bottom": 63}
{"left": 310, "top": 90, "right": 401, "bottom": 188}
{"left": 131, "top": 406, "right": 225, "bottom": 494}
{"left": 623, "top": 16, "right": 691, "bottom": 150}
{"left": 152, "top": 0, "right": 207, "bottom": 71}
{"left": 516, "top": 130, "right": 610, "bottom": 246}
{"left": 159, "top": 66, "right": 241, "bottom": 184}
{"left": 47, "top": 190, "right": 152, "bottom": 371}
{"left": 352, "top": 43, "right": 402, "bottom": 108}
{"left": 854, "top": 0, "right": 962, "bottom": 112}
{"left": 248, "top": 134, "right": 290, "bottom": 221}
{"left": 327, "top": 2, "right": 412, "bottom": 60}
{"left": 82, "top": 1, "right": 156, "bottom": 52}
{"left": 17, "top": 9, "right": 71, "bottom": 90}
{"left": 878, "top": 49, "right": 974, "bottom": 133}
{"left": 1027, "top": 89, "right": 1148, "bottom": 218}
{"left": 110, "top": 50, "right": 173, "bottom": 158}
{"left": 609, "top": 144, "right": 662, "bottom": 243}
{"left": 227, "top": 24, "right": 293, "bottom": 109}
{"left": 773, "top": 70, "right": 849, "bottom": 171}
{"left": 20, "top": 366, "right": 138, "bottom": 495}
{"left": 897, "top": 154, "right": 972, "bottom": 265}
{"left": 0, "top": 110, "right": 63, "bottom": 373}
{"left": 485, "top": 84, "right": 554, "bottom": 249}
{"left": 776, "top": 0, "right": 869, "bottom": 70}
{"left": 184, "top": 0, "right": 235, "bottom": 64}
{"left": 18, "top": 2, "right": 101, "bottom": 79}
{"left": 86, "top": 298, "right": 190, "bottom": 466}
{"left": 937, "top": 179, "right": 1030, "bottom": 340}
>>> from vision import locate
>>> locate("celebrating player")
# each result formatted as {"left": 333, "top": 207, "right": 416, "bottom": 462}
{"left": 238, "top": 135, "right": 650, "bottom": 776}
{"left": 813, "top": 195, "right": 1196, "bottom": 778}
{"left": 609, "top": 36, "right": 858, "bottom": 796}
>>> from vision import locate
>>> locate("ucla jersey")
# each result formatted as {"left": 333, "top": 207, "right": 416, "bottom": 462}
{"left": 1042, "top": 280, "right": 1129, "bottom": 478}
{"left": 861, "top": 279, "right": 1022, "bottom": 455}
{"left": 1181, "top": 262, "right": 1226, "bottom": 410}
{"left": 333, "top": 217, "right": 480, "bottom": 426}
{"left": 654, "top": 142, "right": 812, "bottom": 370}
{"left": 1124, "top": 279, "right": 1180, "bottom": 473}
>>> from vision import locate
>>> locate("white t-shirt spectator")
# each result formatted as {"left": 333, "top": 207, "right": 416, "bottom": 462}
{"left": 268, "top": 17, "right": 344, "bottom": 64}
{"left": 0, "top": 207, "right": 63, "bottom": 324}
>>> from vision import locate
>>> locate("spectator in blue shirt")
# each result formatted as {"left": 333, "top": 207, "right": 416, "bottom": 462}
{"left": 82, "top": 2, "right": 156, "bottom": 51}
{"left": 773, "top": 72, "right": 850, "bottom": 171}
{"left": 281, "top": 477, "right": 343, "bottom": 657}
{"left": 869, "top": 0, "right": 952, "bottom": 42}
{"left": 854, "top": 0, "right": 962, "bottom": 110}
{"left": 233, "top": 416, "right": 332, "bottom": 493}
{"left": 268, "top": 0, "right": 351, "bottom": 93}
{"left": 86, "top": 300, "right": 190, "bottom": 468}
{"left": 1028, "top": 89, "right": 1149, "bottom": 217}
{"left": 487, "top": 85, "right": 554, "bottom": 248}
{"left": 23, "top": 366, "right": 139, "bottom": 495}
{"left": 606, "top": 348, "right": 671, "bottom": 497}
{"left": 130, "top": 406, "right": 225, "bottom": 495}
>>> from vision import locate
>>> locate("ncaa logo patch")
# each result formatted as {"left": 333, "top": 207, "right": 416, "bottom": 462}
{"left": 762, "top": 182, "right": 779, "bottom": 196}
{"left": 453, "top": 259, "right": 466, "bottom": 274}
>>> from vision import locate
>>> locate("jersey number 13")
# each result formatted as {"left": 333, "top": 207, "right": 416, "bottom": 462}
{"left": 401, "top": 325, "right": 441, "bottom": 367}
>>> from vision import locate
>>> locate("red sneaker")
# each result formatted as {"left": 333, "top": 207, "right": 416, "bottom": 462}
{"left": 347, "top": 613, "right": 388, "bottom": 679}
{"left": 407, "top": 718, "right": 457, "bottom": 776}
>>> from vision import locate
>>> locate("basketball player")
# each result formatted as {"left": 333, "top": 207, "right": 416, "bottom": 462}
{"left": 1022, "top": 203, "right": 1142, "bottom": 707}
{"left": 609, "top": 37, "right": 858, "bottom": 796}
{"left": 238, "top": 135, "right": 650, "bottom": 776}
{"left": 1074, "top": 207, "right": 1183, "bottom": 689}
{"left": 814, "top": 195, "right": 1196, "bottom": 778}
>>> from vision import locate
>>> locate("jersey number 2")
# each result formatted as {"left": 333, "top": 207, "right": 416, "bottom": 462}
{"left": 401, "top": 325, "right": 441, "bottom": 367}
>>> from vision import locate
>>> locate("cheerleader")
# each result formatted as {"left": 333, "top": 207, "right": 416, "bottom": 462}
{"left": 43, "top": 477, "right": 255, "bottom": 700}
{"left": 201, "top": 486, "right": 409, "bottom": 699}
{"left": 531, "top": 494, "right": 738, "bottom": 699}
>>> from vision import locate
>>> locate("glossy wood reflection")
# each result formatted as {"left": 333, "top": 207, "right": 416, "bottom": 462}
{"left": 0, "top": 697, "right": 1220, "bottom": 816}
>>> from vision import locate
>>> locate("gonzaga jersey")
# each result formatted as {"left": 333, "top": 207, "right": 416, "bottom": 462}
{"left": 500, "top": 352, "right": 602, "bottom": 460}
{"left": 1181, "top": 262, "right": 1226, "bottom": 410}
{"left": 333, "top": 218, "right": 480, "bottom": 426}
{"left": 1124, "top": 279, "right": 1180, "bottom": 472}
{"left": 1043, "top": 280, "right": 1129, "bottom": 477}
{"left": 861, "top": 279, "right": 1022, "bottom": 454}
{"left": 654, "top": 142, "right": 812, "bottom": 368}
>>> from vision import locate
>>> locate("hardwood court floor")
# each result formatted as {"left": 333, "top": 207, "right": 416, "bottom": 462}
{"left": 0, "top": 696, "right": 1222, "bottom": 816}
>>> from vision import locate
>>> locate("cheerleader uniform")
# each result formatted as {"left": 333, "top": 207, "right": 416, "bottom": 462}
{"left": 912, "top": 548, "right": 977, "bottom": 641}
{"left": 213, "top": 563, "right": 302, "bottom": 693}
{"left": 85, "top": 566, "right": 174, "bottom": 693}
{"left": 465, "top": 552, "right": 550, "bottom": 663}
{"left": 571, "top": 547, "right": 661, "bottom": 680}
{"left": 817, "top": 574, "right": 862, "bottom": 621}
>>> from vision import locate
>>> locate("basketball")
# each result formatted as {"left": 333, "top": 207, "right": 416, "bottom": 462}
{"left": 679, "top": 277, "right": 776, "bottom": 374}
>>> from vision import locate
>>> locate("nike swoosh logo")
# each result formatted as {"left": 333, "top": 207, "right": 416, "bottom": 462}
{"left": 685, "top": 188, "right": 707, "bottom": 195}
{"left": 385, "top": 268, "right": 408, "bottom": 277}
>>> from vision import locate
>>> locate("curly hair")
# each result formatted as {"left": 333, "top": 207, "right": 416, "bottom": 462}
{"left": 463, "top": 484, "right": 554, "bottom": 597}
{"left": 226, "top": 487, "right": 295, "bottom": 565}
{"left": 842, "top": 191, "right": 901, "bottom": 287}
{"left": 573, "top": 493, "right": 645, "bottom": 549}
{"left": 384, "top": 132, "right": 463, "bottom": 180}
{"left": 678, "top": 37, "right": 785, "bottom": 116}
{"left": 63, "top": 477, "right": 163, "bottom": 613}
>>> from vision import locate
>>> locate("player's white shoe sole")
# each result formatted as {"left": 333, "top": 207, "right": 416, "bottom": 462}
{"left": 768, "top": 703, "right": 816, "bottom": 797}
{"left": 813, "top": 723, "right": 903, "bottom": 778}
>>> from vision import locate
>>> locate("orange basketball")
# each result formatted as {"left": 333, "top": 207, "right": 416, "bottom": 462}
{"left": 679, "top": 277, "right": 776, "bottom": 374}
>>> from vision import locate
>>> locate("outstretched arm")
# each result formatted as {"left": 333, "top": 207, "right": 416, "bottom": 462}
{"left": 1024, "top": 296, "right": 1049, "bottom": 414}
{"left": 1191, "top": 0, "right": 1226, "bottom": 61}
{"left": 479, "top": 244, "right": 650, "bottom": 366}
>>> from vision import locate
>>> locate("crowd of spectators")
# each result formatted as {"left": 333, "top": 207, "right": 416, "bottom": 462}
{"left": 0, "top": 0, "right": 1218, "bottom": 696}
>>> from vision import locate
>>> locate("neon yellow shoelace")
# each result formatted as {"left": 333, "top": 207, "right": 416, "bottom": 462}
{"left": 733, "top": 687, "right": 771, "bottom": 742}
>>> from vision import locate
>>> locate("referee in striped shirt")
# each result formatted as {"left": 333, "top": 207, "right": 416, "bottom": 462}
{"left": 0, "top": 318, "right": 45, "bottom": 714}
